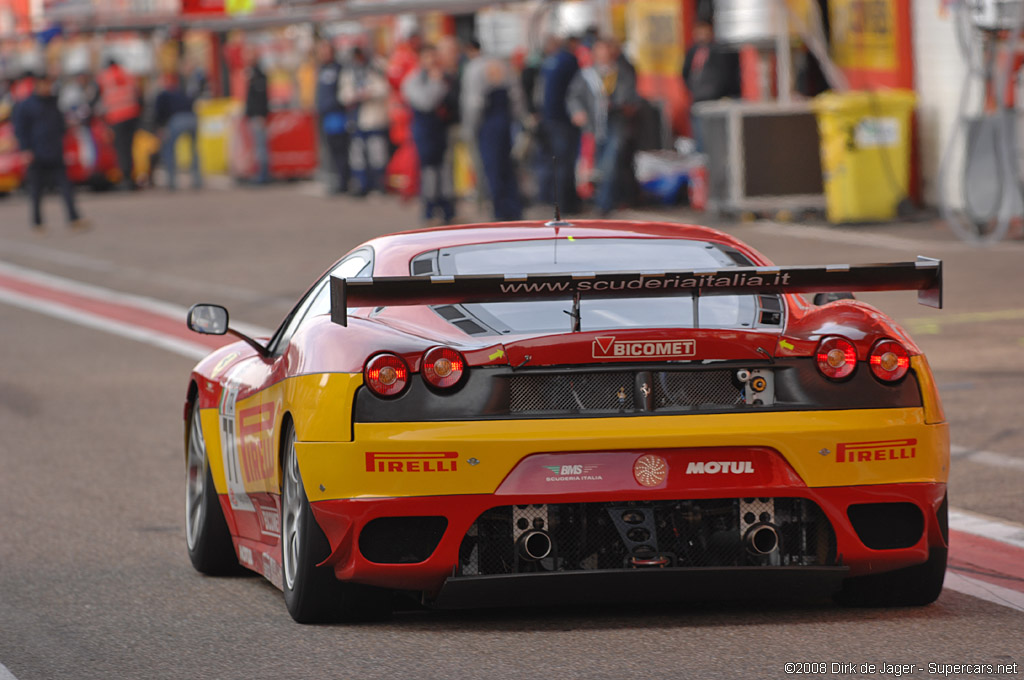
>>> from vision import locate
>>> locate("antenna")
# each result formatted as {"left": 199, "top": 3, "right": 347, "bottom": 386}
{"left": 552, "top": 154, "right": 561, "bottom": 222}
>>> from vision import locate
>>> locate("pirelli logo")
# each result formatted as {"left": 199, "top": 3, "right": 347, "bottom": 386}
{"left": 592, "top": 336, "right": 696, "bottom": 359}
{"left": 365, "top": 452, "right": 458, "bottom": 473}
{"left": 836, "top": 439, "right": 917, "bottom": 463}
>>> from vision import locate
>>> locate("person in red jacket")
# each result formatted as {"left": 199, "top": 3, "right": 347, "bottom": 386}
{"left": 97, "top": 58, "right": 141, "bottom": 190}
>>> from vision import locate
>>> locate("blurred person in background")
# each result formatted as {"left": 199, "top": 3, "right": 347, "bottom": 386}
{"left": 682, "top": 19, "right": 740, "bottom": 151}
{"left": 437, "top": 35, "right": 463, "bottom": 206}
{"left": 154, "top": 72, "right": 201, "bottom": 191}
{"left": 401, "top": 44, "right": 455, "bottom": 225}
{"left": 340, "top": 46, "right": 390, "bottom": 196}
{"left": 538, "top": 34, "right": 581, "bottom": 215}
{"left": 244, "top": 47, "right": 270, "bottom": 185}
{"left": 314, "top": 38, "right": 349, "bottom": 195}
{"left": 98, "top": 58, "right": 141, "bottom": 190}
{"left": 458, "top": 38, "right": 489, "bottom": 208}
{"left": 462, "top": 49, "right": 524, "bottom": 221}
{"left": 521, "top": 39, "right": 554, "bottom": 204}
{"left": 387, "top": 31, "right": 422, "bottom": 93}
{"left": 9, "top": 71, "right": 36, "bottom": 126}
{"left": 567, "top": 37, "right": 638, "bottom": 216}
{"left": 58, "top": 71, "right": 98, "bottom": 124}
{"left": 14, "top": 71, "right": 88, "bottom": 232}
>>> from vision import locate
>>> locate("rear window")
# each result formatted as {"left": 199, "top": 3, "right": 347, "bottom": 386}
{"left": 411, "top": 238, "right": 782, "bottom": 335}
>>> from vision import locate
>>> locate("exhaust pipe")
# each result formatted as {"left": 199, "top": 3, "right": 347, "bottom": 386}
{"left": 744, "top": 523, "right": 780, "bottom": 555}
{"left": 517, "top": 530, "right": 553, "bottom": 561}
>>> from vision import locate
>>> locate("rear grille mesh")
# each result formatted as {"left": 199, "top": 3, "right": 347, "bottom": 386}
{"left": 508, "top": 370, "right": 743, "bottom": 414}
{"left": 510, "top": 372, "right": 634, "bottom": 413}
{"left": 652, "top": 370, "right": 742, "bottom": 410}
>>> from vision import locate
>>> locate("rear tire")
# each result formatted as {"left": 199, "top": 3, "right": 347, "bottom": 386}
{"left": 185, "top": 402, "right": 242, "bottom": 575}
{"left": 280, "top": 421, "right": 391, "bottom": 623}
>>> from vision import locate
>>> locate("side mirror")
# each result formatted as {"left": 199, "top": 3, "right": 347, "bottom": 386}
{"left": 187, "top": 303, "right": 229, "bottom": 335}
{"left": 813, "top": 292, "right": 856, "bottom": 306}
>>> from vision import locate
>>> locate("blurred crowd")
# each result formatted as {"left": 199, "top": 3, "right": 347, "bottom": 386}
{"left": 329, "top": 28, "right": 656, "bottom": 225}
{"left": 0, "top": 24, "right": 731, "bottom": 230}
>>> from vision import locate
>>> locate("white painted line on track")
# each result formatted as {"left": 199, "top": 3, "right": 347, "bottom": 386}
{"left": 944, "top": 572, "right": 1024, "bottom": 613}
{"left": 950, "top": 508, "right": 1024, "bottom": 551}
{"left": 0, "top": 286, "right": 212, "bottom": 360}
{"left": 0, "top": 260, "right": 273, "bottom": 339}
{"left": 0, "top": 237, "right": 294, "bottom": 307}
{"left": 951, "top": 444, "right": 1024, "bottom": 474}
{"left": 0, "top": 662, "right": 20, "bottom": 680}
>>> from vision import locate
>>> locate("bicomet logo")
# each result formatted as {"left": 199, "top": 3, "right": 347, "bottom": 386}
{"left": 835, "top": 439, "right": 917, "bottom": 463}
{"left": 593, "top": 336, "right": 697, "bottom": 359}
{"left": 365, "top": 452, "right": 458, "bottom": 472}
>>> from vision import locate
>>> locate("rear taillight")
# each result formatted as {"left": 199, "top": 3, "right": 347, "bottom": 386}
{"left": 422, "top": 346, "right": 466, "bottom": 388}
{"left": 869, "top": 339, "right": 910, "bottom": 382}
{"left": 816, "top": 336, "right": 857, "bottom": 380}
{"left": 364, "top": 353, "right": 409, "bottom": 397}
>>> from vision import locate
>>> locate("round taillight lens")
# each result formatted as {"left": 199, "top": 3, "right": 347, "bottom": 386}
{"left": 364, "top": 353, "right": 409, "bottom": 397}
{"left": 869, "top": 339, "right": 910, "bottom": 382}
{"left": 422, "top": 346, "right": 466, "bottom": 389}
{"left": 816, "top": 336, "right": 857, "bottom": 380}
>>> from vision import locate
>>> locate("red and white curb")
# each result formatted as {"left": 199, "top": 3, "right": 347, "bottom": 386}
{"left": 946, "top": 510, "right": 1024, "bottom": 612}
{"left": 0, "top": 261, "right": 271, "bottom": 360}
{"left": 1, "top": 260, "right": 1024, "bottom": 614}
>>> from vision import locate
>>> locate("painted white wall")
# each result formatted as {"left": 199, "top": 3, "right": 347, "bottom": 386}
{"left": 912, "top": 1, "right": 970, "bottom": 208}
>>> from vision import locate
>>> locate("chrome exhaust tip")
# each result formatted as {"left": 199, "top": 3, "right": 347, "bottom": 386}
{"left": 744, "top": 523, "right": 780, "bottom": 555}
{"left": 517, "top": 530, "right": 553, "bottom": 561}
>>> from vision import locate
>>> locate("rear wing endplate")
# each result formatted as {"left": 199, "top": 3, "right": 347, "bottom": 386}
{"left": 330, "top": 256, "right": 942, "bottom": 326}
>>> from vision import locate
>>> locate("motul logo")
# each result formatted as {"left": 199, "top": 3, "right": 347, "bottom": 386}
{"left": 836, "top": 439, "right": 917, "bottom": 463}
{"left": 592, "top": 336, "right": 696, "bottom": 359}
{"left": 365, "top": 451, "right": 458, "bottom": 472}
{"left": 686, "top": 461, "right": 754, "bottom": 474}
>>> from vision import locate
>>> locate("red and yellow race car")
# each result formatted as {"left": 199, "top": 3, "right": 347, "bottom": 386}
{"left": 183, "top": 220, "right": 947, "bottom": 623}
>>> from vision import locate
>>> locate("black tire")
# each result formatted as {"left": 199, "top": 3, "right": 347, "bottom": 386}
{"left": 185, "top": 402, "right": 242, "bottom": 575}
{"left": 280, "top": 421, "right": 391, "bottom": 624}
{"left": 835, "top": 501, "right": 948, "bottom": 607}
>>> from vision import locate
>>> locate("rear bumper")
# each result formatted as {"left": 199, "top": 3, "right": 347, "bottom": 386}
{"left": 310, "top": 481, "right": 947, "bottom": 594}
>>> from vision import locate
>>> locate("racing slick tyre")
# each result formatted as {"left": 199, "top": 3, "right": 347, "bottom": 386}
{"left": 280, "top": 421, "right": 392, "bottom": 624}
{"left": 185, "top": 401, "right": 243, "bottom": 575}
{"left": 835, "top": 503, "right": 948, "bottom": 607}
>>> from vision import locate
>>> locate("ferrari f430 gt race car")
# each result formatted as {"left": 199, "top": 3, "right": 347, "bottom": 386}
{"left": 183, "top": 220, "right": 947, "bottom": 623}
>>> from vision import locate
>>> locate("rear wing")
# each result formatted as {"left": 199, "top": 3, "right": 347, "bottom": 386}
{"left": 330, "top": 256, "right": 942, "bottom": 326}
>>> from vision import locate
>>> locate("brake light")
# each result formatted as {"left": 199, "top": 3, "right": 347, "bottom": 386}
{"left": 816, "top": 336, "right": 857, "bottom": 379}
{"left": 869, "top": 339, "right": 910, "bottom": 382}
{"left": 422, "top": 346, "right": 466, "bottom": 388}
{"left": 364, "top": 353, "right": 409, "bottom": 397}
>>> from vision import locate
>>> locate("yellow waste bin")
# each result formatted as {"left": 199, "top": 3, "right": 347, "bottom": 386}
{"left": 195, "top": 98, "right": 242, "bottom": 176}
{"left": 812, "top": 90, "right": 915, "bottom": 223}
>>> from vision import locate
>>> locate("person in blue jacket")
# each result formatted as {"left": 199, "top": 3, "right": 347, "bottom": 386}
{"left": 538, "top": 35, "right": 581, "bottom": 215}
{"left": 401, "top": 45, "right": 456, "bottom": 225}
{"left": 14, "top": 72, "right": 88, "bottom": 232}
{"left": 314, "top": 39, "right": 350, "bottom": 195}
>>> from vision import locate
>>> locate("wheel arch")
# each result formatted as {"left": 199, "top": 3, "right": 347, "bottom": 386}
{"left": 278, "top": 409, "right": 296, "bottom": 487}
{"left": 184, "top": 380, "right": 200, "bottom": 462}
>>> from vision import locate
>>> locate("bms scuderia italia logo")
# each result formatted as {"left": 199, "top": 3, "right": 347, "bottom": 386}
{"left": 543, "top": 464, "right": 603, "bottom": 482}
